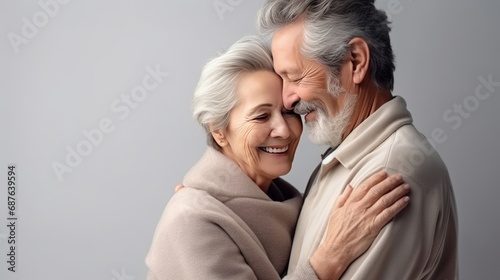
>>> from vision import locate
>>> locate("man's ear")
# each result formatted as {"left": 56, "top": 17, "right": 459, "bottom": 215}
{"left": 347, "top": 37, "right": 370, "bottom": 85}
{"left": 210, "top": 126, "right": 228, "bottom": 147}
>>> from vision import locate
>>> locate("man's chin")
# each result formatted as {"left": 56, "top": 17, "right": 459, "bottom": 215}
{"left": 306, "top": 122, "right": 342, "bottom": 147}
{"left": 306, "top": 127, "right": 327, "bottom": 146}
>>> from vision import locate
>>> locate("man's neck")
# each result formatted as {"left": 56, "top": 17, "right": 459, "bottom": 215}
{"left": 342, "top": 86, "right": 393, "bottom": 140}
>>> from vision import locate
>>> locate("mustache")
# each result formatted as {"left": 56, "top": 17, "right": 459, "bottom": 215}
{"left": 294, "top": 100, "right": 320, "bottom": 115}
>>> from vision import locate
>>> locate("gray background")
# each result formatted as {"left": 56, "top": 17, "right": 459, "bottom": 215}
{"left": 0, "top": 0, "right": 498, "bottom": 279}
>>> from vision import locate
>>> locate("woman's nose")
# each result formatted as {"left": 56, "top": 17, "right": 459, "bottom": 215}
{"left": 270, "top": 115, "right": 291, "bottom": 139}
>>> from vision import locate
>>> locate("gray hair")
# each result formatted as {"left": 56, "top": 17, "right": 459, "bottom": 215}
{"left": 192, "top": 35, "right": 274, "bottom": 150}
{"left": 258, "top": 0, "right": 395, "bottom": 91}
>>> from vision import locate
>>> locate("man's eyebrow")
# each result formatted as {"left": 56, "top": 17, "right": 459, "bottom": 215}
{"left": 248, "top": 103, "right": 273, "bottom": 115}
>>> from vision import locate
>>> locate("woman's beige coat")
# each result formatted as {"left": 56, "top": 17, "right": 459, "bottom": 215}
{"left": 146, "top": 147, "right": 318, "bottom": 280}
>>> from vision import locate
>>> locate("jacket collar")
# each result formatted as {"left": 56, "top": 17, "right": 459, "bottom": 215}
{"left": 183, "top": 147, "right": 275, "bottom": 202}
{"left": 322, "top": 96, "right": 413, "bottom": 169}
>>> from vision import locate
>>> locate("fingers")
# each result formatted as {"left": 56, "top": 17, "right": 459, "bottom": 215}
{"left": 361, "top": 173, "right": 404, "bottom": 207}
{"left": 371, "top": 183, "right": 410, "bottom": 213}
{"left": 334, "top": 184, "right": 353, "bottom": 209}
{"left": 373, "top": 185, "right": 410, "bottom": 228}
{"left": 348, "top": 171, "right": 389, "bottom": 202}
{"left": 351, "top": 173, "right": 410, "bottom": 232}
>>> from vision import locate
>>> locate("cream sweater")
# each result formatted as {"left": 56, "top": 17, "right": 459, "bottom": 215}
{"left": 146, "top": 147, "right": 319, "bottom": 280}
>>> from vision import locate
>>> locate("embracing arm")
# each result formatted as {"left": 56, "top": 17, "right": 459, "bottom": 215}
{"left": 169, "top": 172, "right": 410, "bottom": 280}
{"left": 286, "top": 171, "right": 410, "bottom": 280}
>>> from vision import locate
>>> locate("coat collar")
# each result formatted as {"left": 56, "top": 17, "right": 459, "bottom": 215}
{"left": 322, "top": 96, "right": 413, "bottom": 170}
{"left": 183, "top": 147, "right": 300, "bottom": 203}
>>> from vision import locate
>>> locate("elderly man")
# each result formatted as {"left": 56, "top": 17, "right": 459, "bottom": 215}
{"left": 258, "top": 0, "right": 458, "bottom": 279}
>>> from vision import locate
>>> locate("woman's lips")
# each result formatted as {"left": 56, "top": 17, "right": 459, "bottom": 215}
{"left": 258, "top": 145, "right": 289, "bottom": 154}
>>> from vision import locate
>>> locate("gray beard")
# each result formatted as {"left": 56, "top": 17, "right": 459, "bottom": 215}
{"left": 295, "top": 94, "right": 358, "bottom": 148}
{"left": 311, "top": 94, "right": 357, "bottom": 147}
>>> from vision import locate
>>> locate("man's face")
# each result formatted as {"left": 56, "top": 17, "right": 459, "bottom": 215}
{"left": 271, "top": 20, "right": 357, "bottom": 147}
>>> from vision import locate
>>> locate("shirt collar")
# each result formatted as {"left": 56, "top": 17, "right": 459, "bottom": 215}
{"left": 322, "top": 96, "right": 413, "bottom": 169}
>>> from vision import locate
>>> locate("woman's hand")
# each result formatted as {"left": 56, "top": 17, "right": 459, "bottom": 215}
{"left": 310, "top": 171, "right": 410, "bottom": 280}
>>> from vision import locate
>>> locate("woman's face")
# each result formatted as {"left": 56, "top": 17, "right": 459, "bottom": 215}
{"left": 215, "top": 70, "right": 303, "bottom": 191}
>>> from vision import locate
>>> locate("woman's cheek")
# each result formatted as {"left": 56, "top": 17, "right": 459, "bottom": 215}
{"left": 287, "top": 116, "right": 303, "bottom": 137}
{"left": 242, "top": 124, "right": 260, "bottom": 168}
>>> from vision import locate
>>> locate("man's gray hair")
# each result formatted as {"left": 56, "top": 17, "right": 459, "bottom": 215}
{"left": 258, "top": 0, "right": 395, "bottom": 91}
{"left": 192, "top": 35, "right": 274, "bottom": 150}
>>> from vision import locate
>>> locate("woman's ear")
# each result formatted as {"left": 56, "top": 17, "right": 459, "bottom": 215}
{"left": 347, "top": 37, "right": 370, "bottom": 85}
{"left": 210, "top": 126, "right": 228, "bottom": 147}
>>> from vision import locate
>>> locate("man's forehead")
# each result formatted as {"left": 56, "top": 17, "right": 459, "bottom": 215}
{"left": 271, "top": 21, "right": 303, "bottom": 51}
{"left": 271, "top": 26, "right": 304, "bottom": 74}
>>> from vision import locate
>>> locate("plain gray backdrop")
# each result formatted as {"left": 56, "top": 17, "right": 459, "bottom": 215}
{"left": 1, "top": 0, "right": 499, "bottom": 279}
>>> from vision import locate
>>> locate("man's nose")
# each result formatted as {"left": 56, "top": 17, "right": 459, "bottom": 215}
{"left": 282, "top": 81, "right": 300, "bottom": 110}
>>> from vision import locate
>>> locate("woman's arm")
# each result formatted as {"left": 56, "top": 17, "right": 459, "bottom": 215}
{"left": 308, "top": 171, "right": 410, "bottom": 280}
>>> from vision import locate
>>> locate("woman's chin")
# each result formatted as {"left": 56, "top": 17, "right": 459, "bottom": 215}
{"left": 265, "top": 165, "right": 292, "bottom": 179}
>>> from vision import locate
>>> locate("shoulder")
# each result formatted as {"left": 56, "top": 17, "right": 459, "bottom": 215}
{"left": 146, "top": 189, "right": 262, "bottom": 280}
{"left": 159, "top": 188, "right": 225, "bottom": 224}
{"left": 382, "top": 125, "right": 451, "bottom": 186}
{"left": 154, "top": 187, "right": 256, "bottom": 239}
{"left": 152, "top": 189, "right": 223, "bottom": 236}
{"left": 352, "top": 124, "right": 453, "bottom": 202}
{"left": 148, "top": 188, "right": 241, "bottom": 258}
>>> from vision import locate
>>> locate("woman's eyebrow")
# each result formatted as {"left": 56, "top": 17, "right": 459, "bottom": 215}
{"left": 248, "top": 103, "right": 273, "bottom": 115}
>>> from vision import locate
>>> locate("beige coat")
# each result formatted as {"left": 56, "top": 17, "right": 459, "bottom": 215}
{"left": 146, "top": 148, "right": 318, "bottom": 280}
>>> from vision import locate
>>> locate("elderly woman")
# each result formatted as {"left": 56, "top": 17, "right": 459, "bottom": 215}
{"left": 146, "top": 36, "right": 409, "bottom": 280}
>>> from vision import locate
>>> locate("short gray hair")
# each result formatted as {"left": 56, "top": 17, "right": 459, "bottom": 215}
{"left": 192, "top": 35, "right": 274, "bottom": 150}
{"left": 258, "top": 0, "right": 395, "bottom": 91}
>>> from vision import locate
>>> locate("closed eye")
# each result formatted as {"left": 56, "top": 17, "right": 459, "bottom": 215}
{"left": 254, "top": 114, "right": 270, "bottom": 121}
{"left": 290, "top": 76, "right": 303, "bottom": 83}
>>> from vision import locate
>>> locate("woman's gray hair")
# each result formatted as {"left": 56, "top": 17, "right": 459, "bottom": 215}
{"left": 192, "top": 35, "right": 274, "bottom": 150}
{"left": 258, "top": 0, "right": 395, "bottom": 91}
